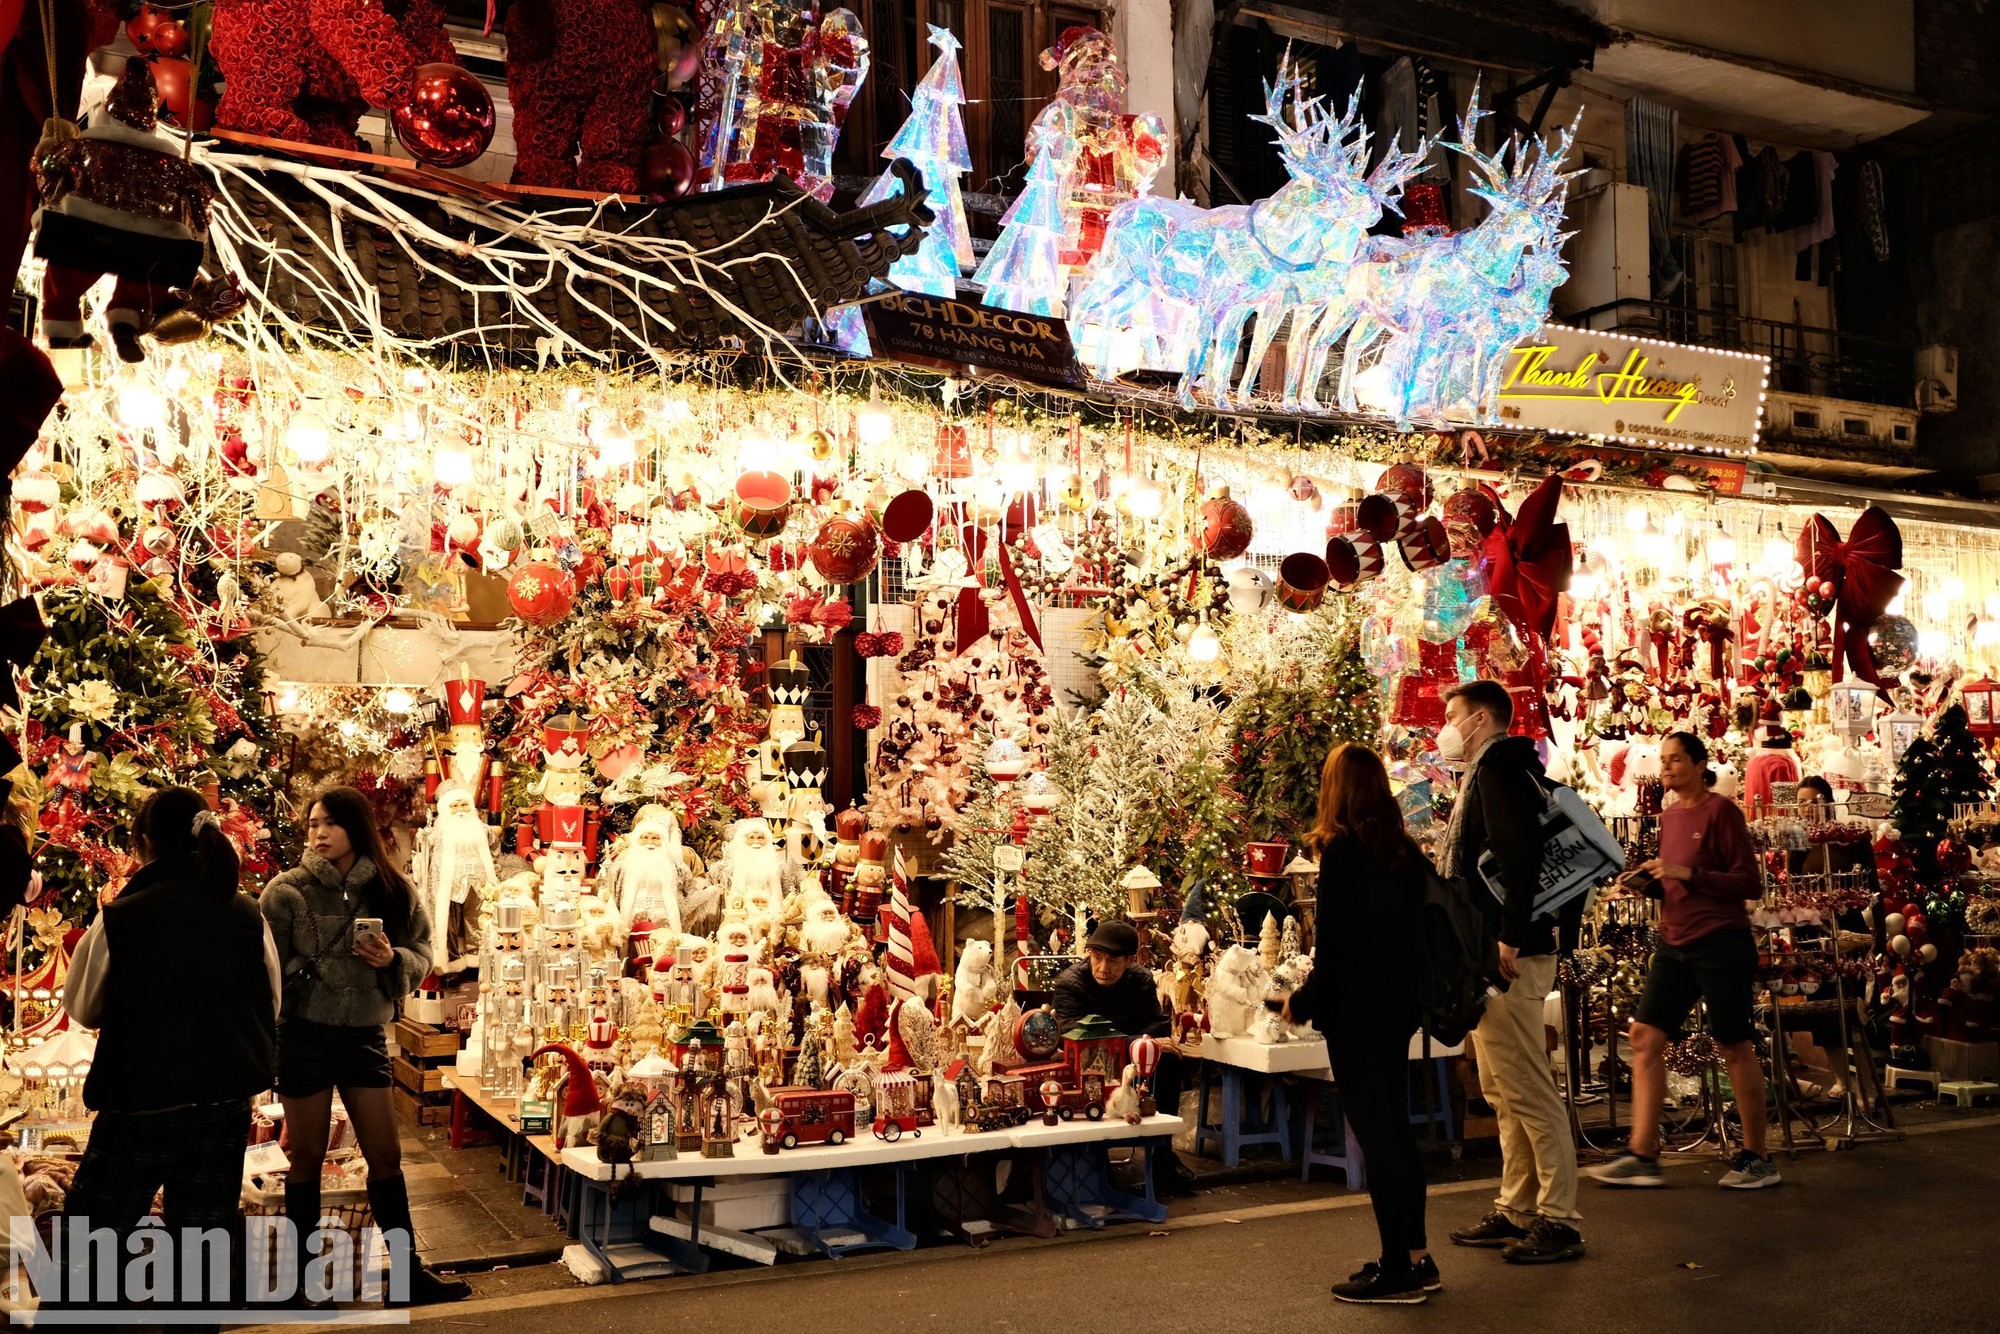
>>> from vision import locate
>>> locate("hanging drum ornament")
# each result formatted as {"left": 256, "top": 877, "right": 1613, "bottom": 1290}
{"left": 809, "top": 505, "right": 880, "bottom": 584}
{"left": 1275, "top": 552, "right": 1331, "bottom": 612}
{"left": 1399, "top": 516, "right": 1453, "bottom": 573}
{"left": 1352, "top": 494, "right": 1404, "bottom": 544}
{"left": 734, "top": 470, "right": 794, "bottom": 538}
{"left": 1197, "top": 487, "right": 1255, "bottom": 560}
{"left": 1377, "top": 462, "right": 1432, "bottom": 509}
{"left": 506, "top": 558, "right": 575, "bottom": 625}
{"left": 880, "top": 489, "right": 936, "bottom": 545}
{"left": 1329, "top": 534, "right": 1385, "bottom": 588}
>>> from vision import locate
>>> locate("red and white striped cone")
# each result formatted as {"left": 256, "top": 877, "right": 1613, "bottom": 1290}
{"left": 882, "top": 845, "right": 920, "bottom": 1003}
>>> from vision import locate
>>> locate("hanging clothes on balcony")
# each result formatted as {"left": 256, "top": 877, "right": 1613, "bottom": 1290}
{"left": 1734, "top": 145, "right": 1788, "bottom": 238}
{"left": 1767, "top": 151, "right": 1819, "bottom": 233}
{"left": 1677, "top": 133, "right": 1741, "bottom": 223}
{"left": 1625, "top": 96, "right": 1682, "bottom": 299}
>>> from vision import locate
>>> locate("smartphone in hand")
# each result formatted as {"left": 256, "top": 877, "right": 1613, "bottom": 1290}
{"left": 353, "top": 917, "right": 386, "bottom": 949}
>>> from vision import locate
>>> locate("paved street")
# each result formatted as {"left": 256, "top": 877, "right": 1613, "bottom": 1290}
{"left": 383, "top": 1114, "right": 2000, "bottom": 1334}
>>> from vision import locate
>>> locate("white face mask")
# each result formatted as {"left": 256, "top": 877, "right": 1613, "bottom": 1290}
{"left": 1437, "top": 714, "right": 1478, "bottom": 762}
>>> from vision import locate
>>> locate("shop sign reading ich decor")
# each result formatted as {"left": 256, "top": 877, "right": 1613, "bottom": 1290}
{"left": 1491, "top": 324, "right": 1770, "bottom": 455}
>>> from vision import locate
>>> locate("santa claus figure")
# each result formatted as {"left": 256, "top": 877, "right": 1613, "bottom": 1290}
{"left": 795, "top": 887, "right": 855, "bottom": 1006}
{"left": 602, "top": 805, "right": 689, "bottom": 936}
{"left": 710, "top": 916, "right": 761, "bottom": 1023}
{"left": 418, "top": 783, "right": 494, "bottom": 971}
{"left": 1026, "top": 26, "right": 1167, "bottom": 267}
{"left": 33, "top": 59, "right": 213, "bottom": 362}
{"left": 724, "top": 818, "right": 785, "bottom": 928}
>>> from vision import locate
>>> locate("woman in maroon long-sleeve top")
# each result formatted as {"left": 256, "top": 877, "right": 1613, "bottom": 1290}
{"left": 1586, "top": 731, "right": 1782, "bottom": 1191}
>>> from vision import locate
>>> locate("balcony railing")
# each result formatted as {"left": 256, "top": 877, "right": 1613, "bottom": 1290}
{"left": 1566, "top": 298, "right": 1916, "bottom": 411}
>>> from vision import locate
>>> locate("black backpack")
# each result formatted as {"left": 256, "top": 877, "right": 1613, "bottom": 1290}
{"left": 1412, "top": 863, "right": 1502, "bottom": 1047}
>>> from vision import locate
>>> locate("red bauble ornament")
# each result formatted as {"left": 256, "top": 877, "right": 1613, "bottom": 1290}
{"left": 149, "top": 58, "right": 212, "bottom": 131}
{"left": 809, "top": 510, "right": 881, "bottom": 584}
{"left": 1376, "top": 463, "right": 1432, "bottom": 508}
{"left": 150, "top": 20, "right": 190, "bottom": 57}
{"left": 506, "top": 559, "right": 575, "bottom": 626}
{"left": 1197, "top": 488, "right": 1254, "bottom": 560}
{"left": 1441, "top": 487, "right": 1498, "bottom": 538}
{"left": 657, "top": 97, "right": 688, "bottom": 136}
{"left": 391, "top": 64, "right": 495, "bottom": 169}
{"left": 126, "top": 5, "right": 170, "bottom": 51}
{"left": 640, "top": 137, "right": 696, "bottom": 198}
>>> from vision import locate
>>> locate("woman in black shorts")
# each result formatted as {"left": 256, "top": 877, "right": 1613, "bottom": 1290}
{"left": 262, "top": 786, "right": 468, "bottom": 1304}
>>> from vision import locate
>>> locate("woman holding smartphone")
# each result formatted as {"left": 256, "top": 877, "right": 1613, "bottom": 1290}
{"left": 262, "top": 786, "right": 468, "bottom": 1304}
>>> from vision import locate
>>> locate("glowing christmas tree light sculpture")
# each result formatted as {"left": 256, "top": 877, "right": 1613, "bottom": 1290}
{"left": 975, "top": 147, "right": 1068, "bottom": 316}
{"left": 829, "top": 25, "right": 972, "bottom": 353}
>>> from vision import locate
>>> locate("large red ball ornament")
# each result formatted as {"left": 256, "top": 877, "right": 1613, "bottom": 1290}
{"left": 809, "top": 510, "right": 881, "bottom": 584}
{"left": 1441, "top": 487, "right": 1498, "bottom": 538}
{"left": 506, "top": 559, "right": 575, "bottom": 626}
{"left": 126, "top": 5, "right": 169, "bottom": 51}
{"left": 640, "top": 137, "right": 696, "bottom": 199}
{"left": 391, "top": 64, "right": 495, "bottom": 169}
{"left": 150, "top": 19, "right": 190, "bottom": 57}
{"left": 1197, "top": 488, "right": 1254, "bottom": 560}
{"left": 148, "top": 58, "right": 212, "bottom": 131}
{"left": 657, "top": 97, "right": 688, "bottom": 137}
{"left": 1376, "top": 463, "right": 1432, "bottom": 508}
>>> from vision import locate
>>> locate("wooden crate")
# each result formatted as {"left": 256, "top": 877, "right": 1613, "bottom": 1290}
{"left": 393, "top": 1018, "right": 460, "bottom": 1061}
{"left": 393, "top": 1054, "right": 449, "bottom": 1096}
{"left": 393, "top": 1087, "right": 452, "bottom": 1127}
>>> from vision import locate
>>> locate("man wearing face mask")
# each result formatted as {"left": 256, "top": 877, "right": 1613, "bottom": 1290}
{"left": 1435, "top": 681, "right": 1585, "bottom": 1265}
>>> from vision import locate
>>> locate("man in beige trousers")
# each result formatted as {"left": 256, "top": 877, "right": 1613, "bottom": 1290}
{"left": 1434, "top": 681, "right": 1584, "bottom": 1264}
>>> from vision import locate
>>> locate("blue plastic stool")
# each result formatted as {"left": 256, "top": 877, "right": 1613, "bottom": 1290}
{"left": 1409, "top": 1056, "right": 1456, "bottom": 1146}
{"left": 1194, "top": 1064, "right": 1292, "bottom": 1166}
{"left": 1298, "top": 1085, "right": 1365, "bottom": 1189}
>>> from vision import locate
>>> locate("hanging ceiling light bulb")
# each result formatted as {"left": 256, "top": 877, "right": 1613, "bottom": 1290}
{"left": 1124, "top": 471, "right": 1164, "bottom": 520}
{"left": 1708, "top": 521, "right": 1736, "bottom": 568}
{"left": 286, "top": 414, "right": 332, "bottom": 465}
{"left": 115, "top": 382, "right": 166, "bottom": 431}
{"left": 433, "top": 440, "right": 473, "bottom": 487}
{"left": 1187, "top": 613, "right": 1222, "bottom": 663}
{"left": 381, "top": 687, "right": 416, "bottom": 715}
{"left": 857, "top": 408, "right": 894, "bottom": 447}
{"left": 1635, "top": 515, "right": 1668, "bottom": 563}
{"left": 597, "top": 420, "right": 636, "bottom": 469}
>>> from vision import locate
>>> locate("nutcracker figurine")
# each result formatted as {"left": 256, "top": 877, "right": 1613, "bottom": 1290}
{"left": 519, "top": 714, "right": 600, "bottom": 863}
{"left": 430, "top": 669, "right": 503, "bottom": 815}
{"left": 750, "top": 655, "right": 811, "bottom": 830}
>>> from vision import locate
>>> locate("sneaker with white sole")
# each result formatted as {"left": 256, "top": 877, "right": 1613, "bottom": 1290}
{"left": 1586, "top": 1152, "right": 1665, "bottom": 1187}
{"left": 1347, "top": 1255, "right": 1442, "bottom": 1292}
{"left": 1718, "top": 1150, "right": 1783, "bottom": 1189}
{"left": 1332, "top": 1263, "right": 1432, "bottom": 1304}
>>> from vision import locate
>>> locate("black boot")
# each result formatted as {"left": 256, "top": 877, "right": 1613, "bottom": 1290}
{"left": 366, "top": 1173, "right": 470, "bottom": 1306}
{"left": 281, "top": 1179, "right": 329, "bottom": 1309}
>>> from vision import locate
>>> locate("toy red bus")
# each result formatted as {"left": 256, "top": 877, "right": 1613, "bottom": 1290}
{"left": 770, "top": 1088, "right": 856, "bottom": 1148}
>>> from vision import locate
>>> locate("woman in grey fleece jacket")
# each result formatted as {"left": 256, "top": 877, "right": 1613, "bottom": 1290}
{"left": 262, "top": 786, "right": 467, "bottom": 1305}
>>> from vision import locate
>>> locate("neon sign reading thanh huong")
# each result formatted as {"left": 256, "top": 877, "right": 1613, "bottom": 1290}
{"left": 1498, "top": 344, "right": 1738, "bottom": 424}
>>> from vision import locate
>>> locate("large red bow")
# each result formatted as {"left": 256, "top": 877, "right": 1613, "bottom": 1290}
{"left": 1796, "top": 507, "right": 1903, "bottom": 690}
{"left": 1482, "top": 474, "right": 1572, "bottom": 643}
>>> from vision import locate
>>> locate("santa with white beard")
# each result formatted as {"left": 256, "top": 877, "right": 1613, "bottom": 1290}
{"left": 724, "top": 819, "right": 785, "bottom": 940}
{"left": 602, "top": 806, "right": 687, "bottom": 936}
{"left": 796, "top": 889, "right": 856, "bottom": 1006}
{"left": 419, "top": 784, "right": 494, "bottom": 971}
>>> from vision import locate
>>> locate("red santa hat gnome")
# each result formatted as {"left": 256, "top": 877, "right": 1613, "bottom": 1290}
{"left": 530, "top": 1043, "right": 603, "bottom": 1147}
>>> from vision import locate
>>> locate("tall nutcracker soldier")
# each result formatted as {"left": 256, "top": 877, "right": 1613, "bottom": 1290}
{"left": 518, "top": 714, "right": 601, "bottom": 866}
{"left": 428, "top": 670, "right": 504, "bottom": 818}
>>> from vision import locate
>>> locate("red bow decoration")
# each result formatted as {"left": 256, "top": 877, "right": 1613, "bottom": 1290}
{"left": 1482, "top": 474, "right": 1572, "bottom": 643}
{"left": 1796, "top": 507, "right": 1903, "bottom": 690}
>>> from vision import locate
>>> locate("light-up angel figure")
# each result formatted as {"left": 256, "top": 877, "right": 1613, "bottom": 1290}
{"left": 1070, "top": 59, "right": 1426, "bottom": 410}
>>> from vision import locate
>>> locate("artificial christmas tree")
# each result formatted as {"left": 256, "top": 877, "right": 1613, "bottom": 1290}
{"left": 975, "top": 147, "right": 1068, "bottom": 317}
{"left": 1891, "top": 703, "right": 1993, "bottom": 875}
{"left": 1230, "top": 612, "right": 1383, "bottom": 846}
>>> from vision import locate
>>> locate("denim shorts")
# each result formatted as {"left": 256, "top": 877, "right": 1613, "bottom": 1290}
{"left": 275, "top": 1019, "right": 390, "bottom": 1096}
{"left": 1634, "top": 926, "right": 1758, "bottom": 1044}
